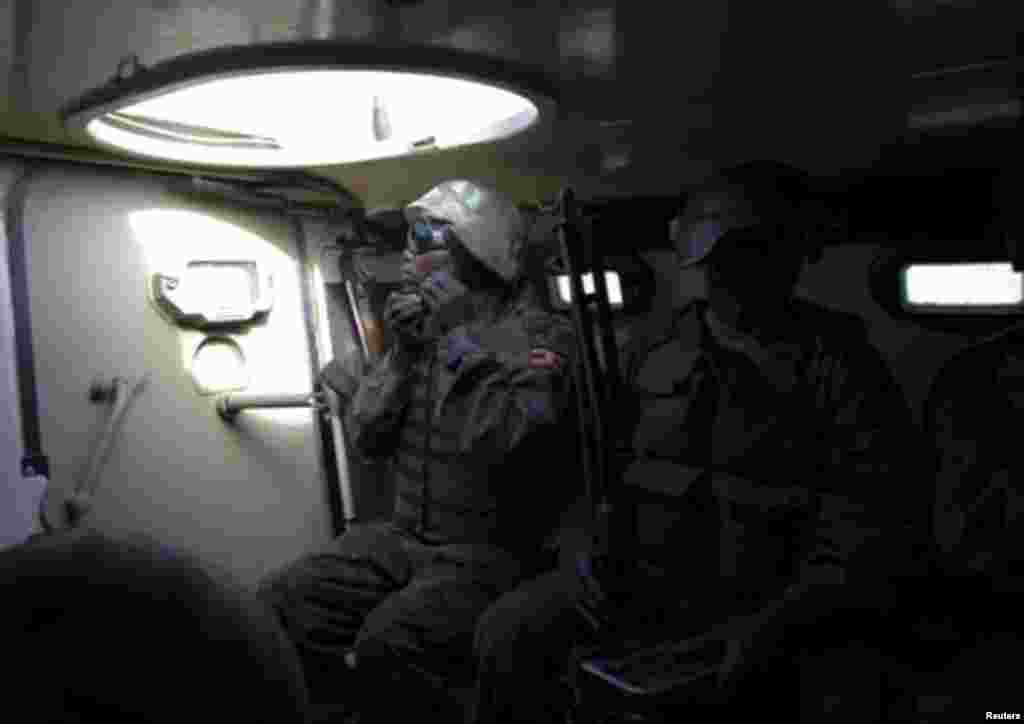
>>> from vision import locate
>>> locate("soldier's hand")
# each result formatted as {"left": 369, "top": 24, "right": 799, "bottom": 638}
{"left": 384, "top": 292, "right": 427, "bottom": 340}
{"left": 399, "top": 250, "right": 417, "bottom": 283}
{"left": 420, "top": 270, "right": 475, "bottom": 333}
{"left": 313, "top": 388, "right": 343, "bottom": 417}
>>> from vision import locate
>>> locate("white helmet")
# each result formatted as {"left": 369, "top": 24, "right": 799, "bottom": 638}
{"left": 403, "top": 179, "right": 525, "bottom": 283}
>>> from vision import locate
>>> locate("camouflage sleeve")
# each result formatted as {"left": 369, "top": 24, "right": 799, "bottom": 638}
{"left": 345, "top": 345, "right": 416, "bottom": 460}
{"left": 449, "top": 311, "right": 576, "bottom": 457}
{"left": 801, "top": 334, "right": 923, "bottom": 585}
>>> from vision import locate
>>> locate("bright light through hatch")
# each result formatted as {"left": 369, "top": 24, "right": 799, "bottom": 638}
{"left": 84, "top": 70, "right": 540, "bottom": 167}
{"left": 904, "top": 263, "right": 1024, "bottom": 308}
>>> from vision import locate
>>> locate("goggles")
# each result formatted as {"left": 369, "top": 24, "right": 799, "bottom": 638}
{"left": 408, "top": 218, "right": 453, "bottom": 253}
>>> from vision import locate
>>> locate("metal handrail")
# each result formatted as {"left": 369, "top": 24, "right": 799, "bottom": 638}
{"left": 216, "top": 391, "right": 322, "bottom": 421}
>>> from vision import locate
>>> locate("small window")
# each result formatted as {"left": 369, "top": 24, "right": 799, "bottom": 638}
{"left": 554, "top": 271, "right": 624, "bottom": 308}
{"left": 902, "top": 262, "right": 1023, "bottom": 312}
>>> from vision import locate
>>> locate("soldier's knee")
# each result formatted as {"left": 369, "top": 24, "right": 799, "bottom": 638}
{"left": 353, "top": 628, "right": 404, "bottom": 673}
{"left": 350, "top": 631, "right": 426, "bottom": 716}
{"left": 473, "top": 600, "right": 543, "bottom": 671}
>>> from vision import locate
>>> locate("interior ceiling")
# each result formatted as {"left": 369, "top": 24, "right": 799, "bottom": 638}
{"left": 0, "top": 0, "right": 1018, "bottom": 209}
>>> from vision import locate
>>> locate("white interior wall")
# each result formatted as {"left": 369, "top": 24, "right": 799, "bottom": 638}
{"left": 4, "top": 160, "right": 332, "bottom": 583}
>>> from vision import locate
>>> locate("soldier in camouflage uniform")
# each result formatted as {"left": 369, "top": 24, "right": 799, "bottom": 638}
{"left": 470, "top": 162, "right": 917, "bottom": 723}
{"left": 258, "top": 179, "right": 577, "bottom": 723}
